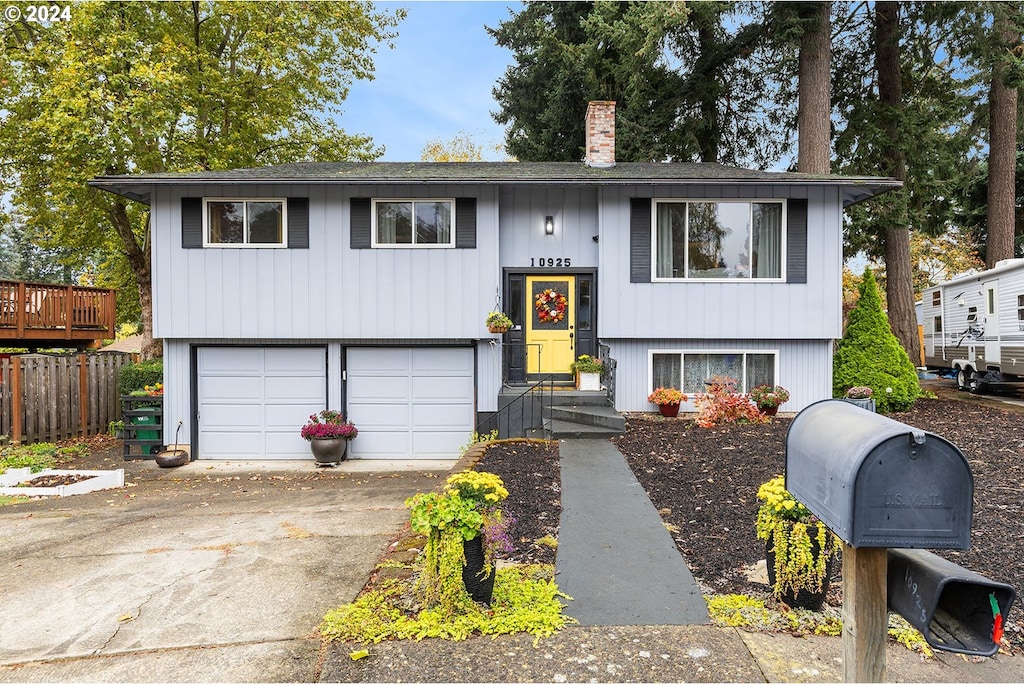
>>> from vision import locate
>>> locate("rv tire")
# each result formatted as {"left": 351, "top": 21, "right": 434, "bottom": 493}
{"left": 956, "top": 368, "right": 969, "bottom": 391}
{"left": 967, "top": 370, "right": 987, "bottom": 395}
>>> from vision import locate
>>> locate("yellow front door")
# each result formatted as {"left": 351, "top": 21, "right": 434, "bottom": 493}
{"left": 525, "top": 275, "right": 575, "bottom": 376}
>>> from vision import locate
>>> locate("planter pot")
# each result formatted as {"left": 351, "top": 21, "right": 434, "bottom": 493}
{"left": 488, "top": 324, "right": 510, "bottom": 334}
{"left": 155, "top": 449, "right": 188, "bottom": 468}
{"left": 658, "top": 403, "right": 680, "bottom": 418}
{"left": 309, "top": 438, "right": 348, "bottom": 466}
{"left": 759, "top": 405, "right": 779, "bottom": 417}
{"left": 765, "top": 524, "right": 836, "bottom": 611}
{"left": 576, "top": 371, "right": 601, "bottom": 392}
{"left": 462, "top": 535, "right": 495, "bottom": 605}
{"left": 842, "top": 397, "right": 876, "bottom": 412}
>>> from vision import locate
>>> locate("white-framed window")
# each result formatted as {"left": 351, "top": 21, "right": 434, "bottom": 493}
{"left": 933, "top": 316, "right": 943, "bottom": 333}
{"left": 1018, "top": 294, "right": 1024, "bottom": 322}
{"left": 649, "top": 350, "right": 778, "bottom": 395}
{"left": 372, "top": 199, "right": 454, "bottom": 248}
{"left": 652, "top": 200, "right": 785, "bottom": 281}
{"left": 932, "top": 291, "right": 941, "bottom": 306}
{"left": 204, "top": 198, "right": 286, "bottom": 247}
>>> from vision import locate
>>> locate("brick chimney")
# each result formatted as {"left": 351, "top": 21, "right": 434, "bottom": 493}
{"left": 585, "top": 100, "right": 616, "bottom": 168}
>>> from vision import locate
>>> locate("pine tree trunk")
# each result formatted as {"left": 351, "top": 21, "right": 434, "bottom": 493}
{"left": 875, "top": 1, "right": 921, "bottom": 366}
{"left": 986, "top": 14, "right": 1018, "bottom": 268}
{"left": 797, "top": 1, "right": 831, "bottom": 174}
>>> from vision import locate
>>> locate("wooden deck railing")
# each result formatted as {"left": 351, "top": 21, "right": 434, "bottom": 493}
{"left": 0, "top": 279, "right": 116, "bottom": 347}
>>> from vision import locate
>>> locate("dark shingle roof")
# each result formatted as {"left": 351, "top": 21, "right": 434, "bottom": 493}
{"left": 89, "top": 161, "right": 900, "bottom": 206}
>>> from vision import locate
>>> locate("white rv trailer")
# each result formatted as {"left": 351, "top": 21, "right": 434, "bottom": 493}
{"left": 922, "top": 258, "right": 1024, "bottom": 393}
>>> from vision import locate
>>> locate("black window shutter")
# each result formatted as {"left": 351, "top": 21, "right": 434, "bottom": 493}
{"left": 350, "top": 198, "right": 371, "bottom": 249}
{"left": 630, "top": 197, "right": 652, "bottom": 283}
{"left": 287, "top": 198, "right": 309, "bottom": 249}
{"left": 787, "top": 198, "right": 808, "bottom": 284}
{"left": 181, "top": 197, "right": 203, "bottom": 248}
{"left": 455, "top": 198, "right": 477, "bottom": 248}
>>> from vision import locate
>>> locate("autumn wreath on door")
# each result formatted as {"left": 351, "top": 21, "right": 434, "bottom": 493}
{"left": 534, "top": 288, "right": 568, "bottom": 323}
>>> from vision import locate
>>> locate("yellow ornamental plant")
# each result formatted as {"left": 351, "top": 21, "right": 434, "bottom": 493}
{"left": 755, "top": 476, "right": 839, "bottom": 608}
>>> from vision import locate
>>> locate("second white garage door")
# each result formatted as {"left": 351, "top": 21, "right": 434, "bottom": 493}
{"left": 346, "top": 347, "right": 475, "bottom": 459}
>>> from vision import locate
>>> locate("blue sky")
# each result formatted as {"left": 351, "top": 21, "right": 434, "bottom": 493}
{"left": 340, "top": 1, "right": 521, "bottom": 161}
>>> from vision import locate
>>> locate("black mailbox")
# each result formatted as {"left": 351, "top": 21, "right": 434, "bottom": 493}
{"left": 786, "top": 400, "right": 973, "bottom": 549}
{"left": 888, "top": 549, "right": 1016, "bottom": 656}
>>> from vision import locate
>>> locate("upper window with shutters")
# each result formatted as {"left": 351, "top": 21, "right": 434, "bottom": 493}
{"left": 652, "top": 200, "right": 786, "bottom": 281}
{"left": 372, "top": 199, "right": 454, "bottom": 248}
{"left": 204, "top": 199, "right": 286, "bottom": 247}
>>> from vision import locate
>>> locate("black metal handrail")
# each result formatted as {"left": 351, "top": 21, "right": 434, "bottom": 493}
{"left": 477, "top": 374, "right": 553, "bottom": 439}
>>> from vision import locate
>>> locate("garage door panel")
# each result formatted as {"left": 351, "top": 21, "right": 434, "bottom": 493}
{"left": 200, "top": 376, "right": 262, "bottom": 401}
{"left": 412, "top": 348, "right": 473, "bottom": 374}
{"left": 347, "top": 376, "right": 410, "bottom": 402}
{"left": 413, "top": 432, "right": 468, "bottom": 458}
{"left": 349, "top": 348, "right": 412, "bottom": 374}
{"left": 412, "top": 376, "right": 474, "bottom": 401}
{"left": 353, "top": 404, "right": 411, "bottom": 429}
{"left": 265, "top": 376, "right": 325, "bottom": 402}
{"left": 413, "top": 403, "right": 475, "bottom": 429}
{"left": 351, "top": 431, "right": 412, "bottom": 459}
{"left": 203, "top": 403, "right": 262, "bottom": 429}
{"left": 199, "top": 348, "right": 262, "bottom": 373}
{"left": 264, "top": 347, "right": 325, "bottom": 374}
{"left": 264, "top": 433, "right": 312, "bottom": 458}
{"left": 202, "top": 431, "right": 264, "bottom": 457}
{"left": 264, "top": 404, "right": 319, "bottom": 430}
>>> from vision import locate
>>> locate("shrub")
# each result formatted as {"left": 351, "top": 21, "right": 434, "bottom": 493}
{"left": 694, "top": 375, "right": 765, "bottom": 428}
{"left": 833, "top": 270, "right": 921, "bottom": 413}
{"left": 119, "top": 359, "right": 163, "bottom": 395}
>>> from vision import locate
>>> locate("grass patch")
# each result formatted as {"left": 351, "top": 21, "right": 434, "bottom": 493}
{"left": 321, "top": 564, "right": 574, "bottom": 645}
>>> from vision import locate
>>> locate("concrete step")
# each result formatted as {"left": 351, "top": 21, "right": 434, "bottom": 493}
{"left": 548, "top": 390, "right": 611, "bottom": 407}
{"left": 548, "top": 419, "right": 623, "bottom": 440}
{"left": 549, "top": 405, "right": 625, "bottom": 431}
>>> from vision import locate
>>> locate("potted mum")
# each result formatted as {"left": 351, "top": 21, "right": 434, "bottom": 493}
{"left": 569, "top": 354, "right": 603, "bottom": 391}
{"left": 843, "top": 386, "right": 876, "bottom": 412}
{"left": 647, "top": 387, "right": 688, "bottom": 418}
{"left": 756, "top": 475, "right": 839, "bottom": 611}
{"left": 749, "top": 384, "right": 790, "bottom": 417}
{"left": 486, "top": 311, "right": 513, "bottom": 334}
{"left": 300, "top": 409, "right": 358, "bottom": 466}
{"left": 406, "top": 470, "right": 510, "bottom": 606}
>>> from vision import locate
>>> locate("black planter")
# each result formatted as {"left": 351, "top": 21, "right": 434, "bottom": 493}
{"left": 309, "top": 438, "right": 348, "bottom": 466}
{"left": 765, "top": 526, "right": 837, "bottom": 611}
{"left": 462, "top": 535, "right": 495, "bottom": 605}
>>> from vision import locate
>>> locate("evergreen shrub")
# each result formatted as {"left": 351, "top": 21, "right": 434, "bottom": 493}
{"left": 833, "top": 269, "right": 920, "bottom": 413}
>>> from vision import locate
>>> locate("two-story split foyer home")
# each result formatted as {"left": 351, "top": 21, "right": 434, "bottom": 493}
{"left": 89, "top": 102, "right": 899, "bottom": 461}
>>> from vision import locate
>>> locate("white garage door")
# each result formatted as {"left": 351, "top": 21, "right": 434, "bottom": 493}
{"left": 197, "top": 347, "right": 327, "bottom": 460}
{"left": 346, "top": 348, "right": 475, "bottom": 459}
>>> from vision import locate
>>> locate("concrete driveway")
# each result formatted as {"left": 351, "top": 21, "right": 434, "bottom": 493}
{"left": 0, "top": 459, "right": 449, "bottom": 682}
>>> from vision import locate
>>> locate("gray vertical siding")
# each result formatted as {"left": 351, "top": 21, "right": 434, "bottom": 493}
{"left": 596, "top": 185, "right": 843, "bottom": 340}
{"left": 498, "top": 186, "right": 599, "bottom": 269}
{"left": 605, "top": 338, "right": 833, "bottom": 413}
{"left": 152, "top": 185, "right": 500, "bottom": 340}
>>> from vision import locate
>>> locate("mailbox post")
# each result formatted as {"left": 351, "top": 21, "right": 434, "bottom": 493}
{"left": 787, "top": 400, "right": 1014, "bottom": 682}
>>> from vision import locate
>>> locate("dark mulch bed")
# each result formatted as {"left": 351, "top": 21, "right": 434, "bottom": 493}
{"left": 477, "top": 393, "right": 1024, "bottom": 651}
{"left": 476, "top": 439, "right": 560, "bottom": 567}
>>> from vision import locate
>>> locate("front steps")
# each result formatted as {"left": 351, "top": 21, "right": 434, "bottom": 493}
{"left": 497, "top": 385, "right": 624, "bottom": 439}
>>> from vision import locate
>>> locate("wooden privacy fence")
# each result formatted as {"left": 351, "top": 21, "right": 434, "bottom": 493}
{"left": 0, "top": 352, "right": 133, "bottom": 444}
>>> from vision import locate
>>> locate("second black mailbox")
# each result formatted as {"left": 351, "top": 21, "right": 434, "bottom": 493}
{"left": 786, "top": 400, "right": 973, "bottom": 549}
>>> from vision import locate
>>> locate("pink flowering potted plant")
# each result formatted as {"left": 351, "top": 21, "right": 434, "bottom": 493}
{"left": 300, "top": 409, "right": 358, "bottom": 466}
{"left": 647, "top": 387, "right": 688, "bottom": 418}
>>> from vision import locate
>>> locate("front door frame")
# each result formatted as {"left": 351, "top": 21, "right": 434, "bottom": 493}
{"left": 501, "top": 268, "right": 597, "bottom": 384}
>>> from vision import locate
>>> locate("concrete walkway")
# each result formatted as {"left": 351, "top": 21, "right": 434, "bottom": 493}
{"left": 556, "top": 438, "right": 709, "bottom": 626}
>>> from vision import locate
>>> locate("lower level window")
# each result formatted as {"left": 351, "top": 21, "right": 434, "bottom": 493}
{"left": 651, "top": 351, "right": 776, "bottom": 394}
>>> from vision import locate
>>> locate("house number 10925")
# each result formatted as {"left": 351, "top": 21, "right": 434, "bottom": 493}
{"left": 530, "top": 257, "right": 572, "bottom": 267}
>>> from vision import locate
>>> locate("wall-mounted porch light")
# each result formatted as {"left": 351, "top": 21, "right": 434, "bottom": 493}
{"left": 544, "top": 215, "right": 555, "bottom": 235}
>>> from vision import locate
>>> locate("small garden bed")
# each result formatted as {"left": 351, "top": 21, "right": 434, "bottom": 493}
{"left": 0, "top": 467, "right": 125, "bottom": 497}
